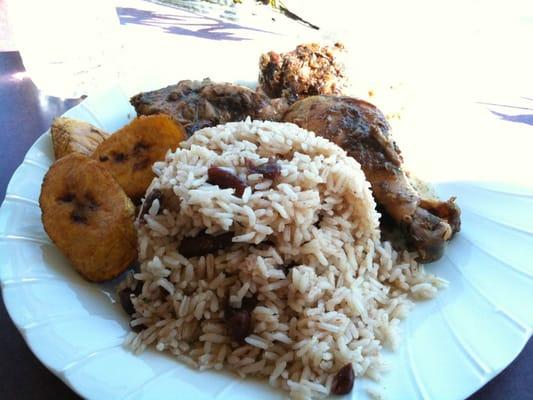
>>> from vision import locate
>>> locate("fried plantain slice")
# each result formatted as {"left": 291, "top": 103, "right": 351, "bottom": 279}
{"left": 39, "top": 153, "right": 137, "bottom": 282}
{"left": 50, "top": 117, "right": 109, "bottom": 159}
{"left": 93, "top": 114, "right": 186, "bottom": 201}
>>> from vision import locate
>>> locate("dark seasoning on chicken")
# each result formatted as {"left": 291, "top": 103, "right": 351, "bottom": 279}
{"left": 131, "top": 78, "right": 289, "bottom": 136}
{"left": 283, "top": 96, "right": 460, "bottom": 262}
{"left": 258, "top": 42, "right": 348, "bottom": 101}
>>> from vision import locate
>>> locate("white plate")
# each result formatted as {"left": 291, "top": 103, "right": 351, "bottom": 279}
{"left": 0, "top": 85, "right": 532, "bottom": 400}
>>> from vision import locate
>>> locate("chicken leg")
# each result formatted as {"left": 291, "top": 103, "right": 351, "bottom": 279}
{"left": 283, "top": 95, "right": 460, "bottom": 262}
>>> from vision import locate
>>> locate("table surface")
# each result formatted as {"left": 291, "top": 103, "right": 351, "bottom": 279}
{"left": 1, "top": 0, "right": 532, "bottom": 398}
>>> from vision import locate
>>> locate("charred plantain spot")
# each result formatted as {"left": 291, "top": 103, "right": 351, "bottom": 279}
{"left": 113, "top": 152, "right": 128, "bottom": 162}
{"left": 133, "top": 141, "right": 150, "bottom": 155}
{"left": 133, "top": 158, "right": 150, "bottom": 172}
{"left": 58, "top": 193, "right": 75, "bottom": 203}
{"left": 84, "top": 193, "right": 100, "bottom": 211}
{"left": 70, "top": 208, "right": 88, "bottom": 224}
{"left": 63, "top": 192, "right": 100, "bottom": 225}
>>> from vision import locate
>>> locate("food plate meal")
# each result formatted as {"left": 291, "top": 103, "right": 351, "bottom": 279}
{"left": 0, "top": 43, "right": 531, "bottom": 400}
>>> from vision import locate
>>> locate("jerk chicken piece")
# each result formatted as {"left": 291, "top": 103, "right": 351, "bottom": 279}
{"left": 131, "top": 78, "right": 288, "bottom": 136}
{"left": 283, "top": 95, "right": 460, "bottom": 262}
{"left": 258, "top": 43, "right": 347, "bottom": 102}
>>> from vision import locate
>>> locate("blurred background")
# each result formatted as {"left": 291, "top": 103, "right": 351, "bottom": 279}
{"left": 4, "top": 0, "right": 533, "bottom": 98}
{"left": 3, "top": 0, "right": 532, "bottom": 191}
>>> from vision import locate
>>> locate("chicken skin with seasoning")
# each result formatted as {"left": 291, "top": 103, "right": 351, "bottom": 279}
{"left": 283, "top": 95, "right": 460, "bottom": 262}
{"left": 131, "top": 78, "right": 288, "bottom": 136}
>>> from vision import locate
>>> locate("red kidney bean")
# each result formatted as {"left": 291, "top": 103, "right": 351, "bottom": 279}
{"left": 246, "top": 157, "right": 281, "bottom": 180}
{"left": 139, "top": 189, "right": 163, "bottom": 218}
{"left": 226, "top": 309, "right": 252, "bottom": 343}
{"left": 131, "top": 323, "right": 146, "bottom": 333}
{"left": 207, "top": 166, "right": 247, "bottom": 197}
{"left": 178, "top": 231, "right": 234, "bottom": 258}
{"left": 241, "top": 296, "right": 259, "bottom": 312}
{"left": 331, "top": 363, "right": 355, "bottom": 395}
{"left": 119, "top": 288, "right": 136, "bottom": 315}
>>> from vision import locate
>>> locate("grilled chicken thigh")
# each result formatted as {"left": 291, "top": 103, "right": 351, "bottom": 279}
{"left": 283, "top": 95, "right": 460, "bottom": 262}
{"left": 131, "top": 79, "right": 288, "bottom": 136}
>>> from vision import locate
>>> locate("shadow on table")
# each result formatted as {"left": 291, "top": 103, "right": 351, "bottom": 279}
{"left": 117, "top": 6, "right": 274, "bottom": 41}
{"left": 0, "top": 52, "right": 82, "bottom": 203}
{"left": 489, "top": 110, "right": 533, "bottom": 126}
{"left": 477, "top": 98, "right": 533, "bottom": 127}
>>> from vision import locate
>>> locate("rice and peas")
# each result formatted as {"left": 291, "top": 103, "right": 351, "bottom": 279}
{"left": 122, "top": 119, "right": 446, "bottom": 398}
